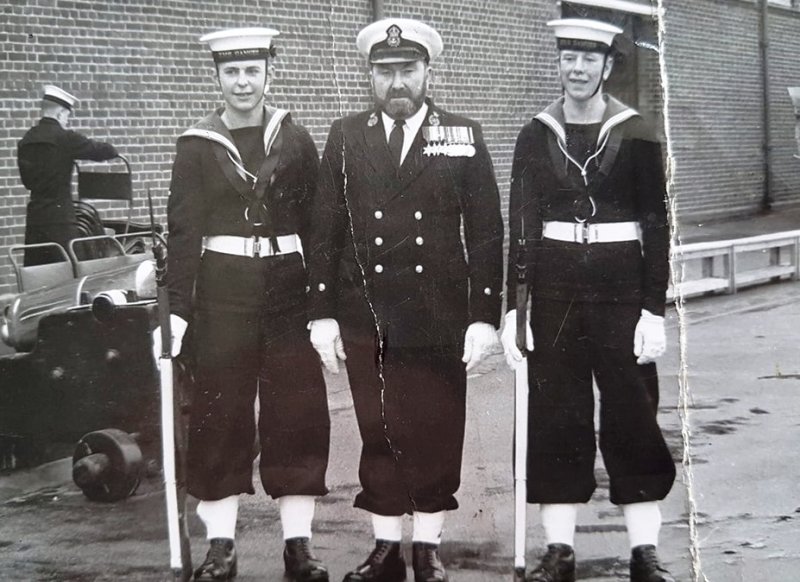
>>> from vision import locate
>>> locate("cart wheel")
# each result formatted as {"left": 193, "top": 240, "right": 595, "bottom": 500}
{"left": 72, "top": 429, "right": 143, "bottom": 502}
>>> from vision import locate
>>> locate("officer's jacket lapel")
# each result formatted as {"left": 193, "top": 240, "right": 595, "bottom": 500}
{"left": 362, "top": 112, "right": 398, "bottom": 181}
{"left": 393, "top": 108, "right": 436, "bottom": 194}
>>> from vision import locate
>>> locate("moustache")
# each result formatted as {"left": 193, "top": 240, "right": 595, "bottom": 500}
{"left": 387, "top": 89, "right": 412, "bottom": 99}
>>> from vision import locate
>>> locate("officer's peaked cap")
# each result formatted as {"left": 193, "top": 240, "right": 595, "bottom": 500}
{"left": 547, "top": 18, "right": 622, "bottom": 52}
{"left": 200, "top": 27, "right": 279, "bottom": 63}
{"left": 43, "top": 85, "right": 78, "bottom": 110}
{"left": 357, "top": 18, "right": 443, "bottom": 64}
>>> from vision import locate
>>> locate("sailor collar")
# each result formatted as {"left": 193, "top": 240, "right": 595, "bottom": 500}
{"left": 534, "top": 95, "right": 639, "bottom": 147}
{"left": 181, "top": 106, "right": 289, "bottom": 181}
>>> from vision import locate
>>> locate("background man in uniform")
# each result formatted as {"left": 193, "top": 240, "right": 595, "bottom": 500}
{"left": 154, "top": 27, "right": 330, "bottom": 582}
{"left": 306, "top": 18, "right": 503, "bottom": 582}
{"left": 17, "top": 85, "right": 118, "bottom": 266}
{"left": 501, "top": 19, "right": 676, "bottom": 582}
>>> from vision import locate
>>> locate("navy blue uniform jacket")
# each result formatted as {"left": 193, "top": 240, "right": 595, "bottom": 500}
{"left": 17, "top": 117, "right": 118, "bottom": 226}
{"left": 506, "top": 96, "right": 670, "bottom": 316}
{"left": 307, "top": 100, "right": 504, "bottom": 348}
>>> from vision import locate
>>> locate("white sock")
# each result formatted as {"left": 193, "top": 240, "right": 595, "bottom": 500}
{"left": 622, "top": 502, "right": 662, "bottom": 548}
{"left": 371, "top": 513, "right": 403, "bottom": 542}
{"left": 412, "top": 511, "right": 445, "bottom": 545}
{"left": 197, "top": 495, "right": 239, "bottom": 540}
{"left": 278, "top": 495, "right": 316, "bottom": 540}
{"left": 539, "top": 503, "right": 579, "bottom": 547}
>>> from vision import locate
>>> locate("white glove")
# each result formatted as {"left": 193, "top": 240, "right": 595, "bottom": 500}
{"left": 633, "top": 309, "right": 666, "bottom": 364}
{"left": 461, "top": 322, "right": 499, "bottom": 372}
{"left": 309, "top": 318, "right": 347, "bottom": 374}
{"left": 500, "top": 310, "right": 534, "bottom": 371}
{"left": 152, "top": 314, "right": 189, "bottom": 367}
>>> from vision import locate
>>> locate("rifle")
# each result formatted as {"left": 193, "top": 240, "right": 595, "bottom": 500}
{"left": 513, "top": 218, "right": 529, "bottom": 582}
{"left": 149, "top": 189, "right": 192, "bottom": 581}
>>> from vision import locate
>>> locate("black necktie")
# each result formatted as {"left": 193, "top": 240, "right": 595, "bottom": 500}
{"left": 388, "top": 120, "right": 405, "bottom": 167}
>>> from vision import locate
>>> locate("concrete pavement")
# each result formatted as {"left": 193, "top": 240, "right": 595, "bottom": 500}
{"left": 1, "top": 280, "right": 798, "bottom": 580}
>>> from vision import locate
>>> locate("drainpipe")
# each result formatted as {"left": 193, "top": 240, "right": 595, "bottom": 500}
{"left": 759, "top": 0, "right": 772, "bottom": 212}
{"left": 372, "top": 0, "right": 384, "bottom": 21}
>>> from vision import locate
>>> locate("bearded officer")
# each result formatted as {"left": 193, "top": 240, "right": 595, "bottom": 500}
{"left": 156, "top": 27, "right": 330, "bottom": 581}
{"left": 501, "top": 19, "right": 676, "bottom": 582}
{"left": 17, "top": 85, "right": 118, "bottom": 266}
{"left": 306, "top": 18, "right": 503, "bottom": 582}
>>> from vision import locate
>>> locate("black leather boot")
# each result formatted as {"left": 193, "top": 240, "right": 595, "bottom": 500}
{"left": 411, "top": 542, "right": 447, "bottom": 582}
{"left": 194, "top": 538, "right": 237, "bottom": 581}
{"left": 342, "top": 540, "right": 406, "bottom": 582}
{"left": 526, "top": 543, "right": 575, "bottom": 582}
{"left": 284, "top": 537, "right": 329, "bottom": 581}
{"left": 630, "top": 545, "right": 675, "bottom": 582}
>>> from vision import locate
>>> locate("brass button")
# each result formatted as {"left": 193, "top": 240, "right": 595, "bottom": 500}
{"left": 318, "top": 283, "right": 327, "bottom": 292}
{"left": 374, "top": 210, "right": 384, "bottom": 219}
{"left": 415, "top": 265, "right": 424, "bottom": 274}
{"left": 375, "top": 237, "right": 384, "bottom": 246}
{"left": 374, "top": 264, "right": 384, "bottom": 273}
{"left": 415, "top": 236, "right": 424, "bottom": 246}
{"left": 414, "top": 211, "right": 423, "bottom": 220}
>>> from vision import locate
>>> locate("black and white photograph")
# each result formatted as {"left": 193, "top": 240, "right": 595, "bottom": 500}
{"left": 0, "top": 1, "right": 798, "bottom": 580}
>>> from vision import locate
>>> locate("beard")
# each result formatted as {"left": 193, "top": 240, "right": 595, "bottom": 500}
{"left": 374, "top": 85, "right": 427, "bottom": 120}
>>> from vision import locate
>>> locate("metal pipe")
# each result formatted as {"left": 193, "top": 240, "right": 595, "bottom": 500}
{"left": 371, "top": 0, "right": 384, "bottom": 21}
{"left": 759, "top": 0, "right": 772, "bottom": 212}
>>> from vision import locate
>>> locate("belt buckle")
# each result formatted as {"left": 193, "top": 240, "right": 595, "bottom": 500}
{"left": 575, "top": 222, "right": 590, "bottom": 244}
{"left": 250, "top": 237, "right": 260, "bottom": 258}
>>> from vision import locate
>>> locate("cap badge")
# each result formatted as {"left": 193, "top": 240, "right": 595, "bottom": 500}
{"left": 386, "top": 24, "right": 402, "bottom": 48}
{"left": 428, "top": 111, "right": 440, "bottom": 126}
{"left": 367, "top": 112, "right": 378, "bottom": 127}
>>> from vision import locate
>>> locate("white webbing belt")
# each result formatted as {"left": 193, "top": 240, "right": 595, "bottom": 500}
{"left": 203, "top": 234, "right": 303, "bottom": 258}
{"left": 542, "top": 221, "right": 641, "bottom": 244}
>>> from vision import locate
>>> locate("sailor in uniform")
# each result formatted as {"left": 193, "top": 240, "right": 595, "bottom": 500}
{"left": 500, "top": 19, "right": 676, "bottom": 582}
{"left": 306, "top": 18, "right": 503, "bottom": 582}
{"left": 155, "top": 27, "right": 330, "bottom": 582}
{"left": 17, "top": 85, "right": 118, "bottom": 266}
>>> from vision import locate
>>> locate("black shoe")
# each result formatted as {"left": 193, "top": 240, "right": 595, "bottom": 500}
{"left": 284, "top": 537, "right": 329, "bottom": 581}
{"left": 630, "top": 545, "right": 675, "bottom": 582}
{"left": 194, "top": 538, "right": 237, "bottom": 581}
{"left": 526, "top": 543, "right": 575, "bottom": 582}
{"left": 342, "top": 540, "right": 406, "bottom": 582}
{"left": 411, "top": 542, "right": 447, "bottom": 582}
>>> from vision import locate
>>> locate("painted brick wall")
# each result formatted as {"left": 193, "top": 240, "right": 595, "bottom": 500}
{"left": 767, "top": 4, "right": 800, "bottom": 209}
{"left": 0, "top": 0, "right": 562, "bottom": 296}
{"left": 662, "top": 0, "right": 800, "bottom": 226}
{"left": 661, "top": 0, "right": 765, "bottom": 224}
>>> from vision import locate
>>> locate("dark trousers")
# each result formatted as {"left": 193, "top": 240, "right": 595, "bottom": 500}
{"left": 343, "top": 335, "right": 466, "bottom": 515}
{"left": 23, "top": 222, "right": 77, "bottom": 266}
{"left": 186, "top": 252, "right": 330, "bottom": 501}
{"left": 527, "top": 299, "right": 676, "bottom": 505}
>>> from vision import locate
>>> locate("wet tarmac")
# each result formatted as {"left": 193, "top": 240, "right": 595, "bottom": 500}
{"left": 0, "top": 280, "right": 798, "bottom": 580}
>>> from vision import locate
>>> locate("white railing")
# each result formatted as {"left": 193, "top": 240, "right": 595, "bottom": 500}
{"left": 668, "top": 230, "right": 800, "bottom": 301}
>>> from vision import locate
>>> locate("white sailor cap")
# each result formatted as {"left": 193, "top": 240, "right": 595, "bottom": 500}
{"left": 547, "top": 18, "right": 623, "bottom": 52}
{"left": 43, "top": 85, "right": 78, "bottom": 110}
{"left": 356, "top": 18, "right": 443, "bottom": 64}
{"left": 200, "top": 27, "right": 279, "bottom": 63}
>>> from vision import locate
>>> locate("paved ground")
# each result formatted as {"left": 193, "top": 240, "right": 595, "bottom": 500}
{"left": 1, "top": 278, "right": 798, "bottom": 581}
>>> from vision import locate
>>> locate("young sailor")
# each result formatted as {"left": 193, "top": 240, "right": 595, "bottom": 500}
{"left": 501, "top": 18, "right": 676, "bottom": 582}
{"left": 156, "top": 27, "right": 330, "bottom": 582}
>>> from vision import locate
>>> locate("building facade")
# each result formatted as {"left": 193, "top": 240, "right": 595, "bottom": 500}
{"left": 0, "top": 0, "right": 798, "bottom": 295}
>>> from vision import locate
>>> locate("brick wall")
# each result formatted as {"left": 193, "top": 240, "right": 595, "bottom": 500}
{"left": 768, "top": 4, "right": 800, "bottom": 209}
{"left": 0, "top": 0, "right": 562, "bottom": 296}
{"left": 661, "top": 0, "right": 800, "bottom": 226}
{"left": 6, "top": 1, "right": 797, "bottom": 296}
